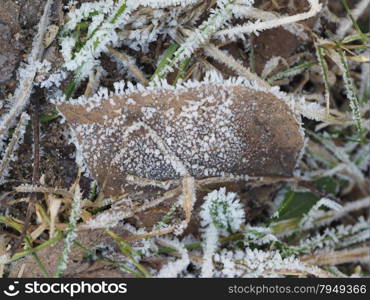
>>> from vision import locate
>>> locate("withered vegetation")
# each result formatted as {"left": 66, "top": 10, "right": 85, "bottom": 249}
{"left": 0, "top": 0, "right": 369, "bottom": 278}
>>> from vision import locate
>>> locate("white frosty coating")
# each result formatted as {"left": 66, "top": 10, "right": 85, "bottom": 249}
{"left": 121, "top": 223, "right": 156, "bottom": 257}
{"left": 215, "top": 0, "right": 322, "bottom": 39}
{"left": 282, "top": 23, "right": 309, "bottom": 41}
{"left": 40, "top": 70, "right": 68, "bottom": 89}
{"left": 299, "top": 198, "right": 343, "bottom": 230}
{"left": 61, "top": 0, "right": 131, "bottom": 77}
{"left": 0, "top": 253, "right": 10, "bottom": 265}
{"left": 0, "top": 0, "right": 53, "bottom": 139}
{"left": 213, "top": 248, "right": 325, "bottom": 277}
{"left": 61, "top": 0, "right": 203, "bottom": 77}
{"left": 0, "top": 113, "right": 30, "bottom": 185}
{"left": 55, "top": 186, "right": 83, "bottom": 276}
{"left": 200, "top": 188, "right": 245, "bottom": 277}
{"left": 157, "top": 238, "right": 190, "bottom": 277}
{"left": 354, "top": 144, "right": 370, "bottom": 172}
{"left": 201, "top": 224, "right": 218, "bottom": 278}
{"left": 200, "top": 188, "right": 245, "bottom": 233}
{"left": 299, "top": 216, "right": 370, "bottom": 253}
{"left": 55, "top": 71, "right": 297, "bottom": 111}
{"left": 136, "top": 0, "right": 200, "bottom": 8}
{"left": 244, "top": 225, "right": 278, "bottom": 246}
{"left": 152, "top": 0, "right": 250, "bottom": 80}
{"left": 319, "top": 132, "right": 365, "bottom": 185}
{"left": 231, "top": 4, "right": 309, "bottom": 41}
{"left": 56, "top": 71, "right": 305, "bottom": 196}
{"left": 118, "top": 1, "right": 204, "bottom": 52}
{"left": 81, "top": 201, "right": 134, "bottom": 229}
{"left": 261, "top": 56, "right": 283, "bottom": 79}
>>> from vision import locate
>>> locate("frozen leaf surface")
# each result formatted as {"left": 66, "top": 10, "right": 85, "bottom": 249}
{"left": 57, "top": 75, "right": 304, "bottom": 197}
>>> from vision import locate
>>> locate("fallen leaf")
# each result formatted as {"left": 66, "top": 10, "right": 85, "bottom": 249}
{"left": 57, "top": 75, "right": 304, "bottom": 197}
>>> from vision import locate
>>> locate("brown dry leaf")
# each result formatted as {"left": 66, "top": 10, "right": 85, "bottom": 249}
{"left": 57, "top": 76, "right": 304, "bottom": 198}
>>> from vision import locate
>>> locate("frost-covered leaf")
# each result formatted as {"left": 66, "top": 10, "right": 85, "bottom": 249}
{"left": 57, "top": 75, "right": 304, "bottom": 197}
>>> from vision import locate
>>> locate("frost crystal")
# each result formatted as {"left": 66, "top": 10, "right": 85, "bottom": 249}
{"left": 157, "top": 238, "right": 190, "bottom": 277}
{"left": 55, "top": 186, "right": 83, "bottom": 277}
{"left": 200, "top": 188, "right": 245, "bottom": 233}
{"left": 214, "top": 248, "right": 324, "bottom": 277}
{"left": 300, "top": 198, "right": 343, "bottom": 230}
{"left": 199, "top": 187, "right": 245, "bottom": 277}
{"left": 300, "top": 216, "right": 370, "bottom": 252}
{"left": 216, "top": 0, "right": 322, "bottom": 39}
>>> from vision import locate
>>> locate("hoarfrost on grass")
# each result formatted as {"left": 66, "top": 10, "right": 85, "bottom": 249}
{"left": 213, "top": 248, "right": 322, "bottom": 277}
{"left": 157, "top": 238, "right": 190, "bottom": 277}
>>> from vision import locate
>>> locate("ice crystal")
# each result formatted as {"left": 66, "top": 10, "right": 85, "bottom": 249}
{"left": 215, "top": 0, "right": 322, "bottom": 40}
{"left": 152, "top": 0, "right": 251, "bottom": 80}
{"left": 157, "top": 238, "right": 190, "bottom": 277}
{"left": 0, "top": 113, "right": 30, "bottom": 184}
{"left": 199, "top": 188, "right": 245, "bottom": 277}
{"left": 0, "top": 0, "right": 53, "bottom": 138}
{"left": 300, "top": 198, "right": 343, "bottom": 230}
{"left": 60, "top": 0, "right": 206, "bottom": 77}
{"left": 300, "top": 216, "right": 370, "bottom": 252}
{"left": 55, "top": 186, "right": 83, "bottom": 277}
{"left": 244, "top": 225, "right": 278, "bottom": 246}
{"left": 200, "top": 188, "right": 245, "bottom": 233}
{"left": 213, "top": 248, "right": 324, "bottom": 277}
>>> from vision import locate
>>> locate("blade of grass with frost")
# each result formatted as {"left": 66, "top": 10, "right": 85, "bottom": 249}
{"left": 156, "top": 238, "right": 190, "bottom": 278}
{"left": 154, "top": 203, "right": 179, "bottom": 231}
{"left": 337, "top": 49, "right": 364, "bottom": 139}
{"left": 300, "top": 217, "right": 370, "bottom": 251}
{"left": 308, "top": 131, "right": 364, "bottom": 184}
{"left": 215, "top": 0, "right": 322, "bottom": 40}
{"left": 359, "top": 48, "right": 370, "bottom": 104}
{"left": 0, "top": 113, "right": 30, "bottom": 184}
{"left": 337, "top": 0, "right": 369, "bottom": 42}
{"left": 249, "top": 41, "right": 256, "bottom": 73}
{"left": 204, "top": 43, "right": 270, "bottom": 88}
{"left": 270, "top": 197, "right": 370, "bottom": 237}
{"left": 62, "top": 0, "right": 198, "bottom": 95}
{"left": 73, "top": 240, "right": 143, "bottom": 277}
{"left": 199, "top": 188, "right": 245, "bottom": 277}
{"left": 105, "top": 229, "right": 151, "bottom": 277}
{"left": 54, "top": 186, "right": 82, "bottom": 277}
{"left": 0, "top": 0, "right": 53, "bottom": 138}
{"left": 151, "top": 42, "right": 179, "bottom": 81}
{"left": 152, "top": 0, "right": 241, "bottom": 81}
{"left": 267, "top": 61, "right": 316, "bottom": 84}
{"left": 299, "top": 198, "right": 342, "bottom": 230}
{"left": 214, "top": 247, "right": 330, "bottom": 277}
{"left": 3, "top": 231, "right": 63, "bottom": 264}
{"left": 314, "top": 43, "right": 331, "bottom": 114}
{"left": 342, "top": 33, "right": 370, "bottom": 45}
{"left": 61, "top": 0, "right": 132, "bottom": 97}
